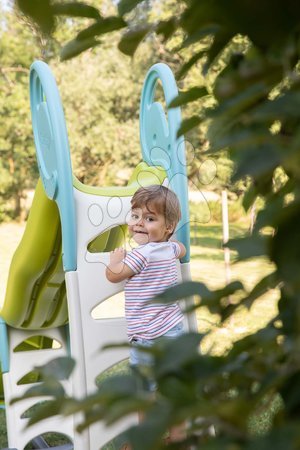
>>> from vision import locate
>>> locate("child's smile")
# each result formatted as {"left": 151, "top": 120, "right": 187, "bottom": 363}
{"left": 127, "top": 205, "right": 173, "bottom": 245}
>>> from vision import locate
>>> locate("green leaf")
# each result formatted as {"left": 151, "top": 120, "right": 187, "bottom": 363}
{"left": 60, "top": 37, "right": 99, "bottom": 61}
{"left": 38, "top": 356, "right": 75, "bottom": 379}
{"left": 76, "top": 397, "right": 150, "bottom": 431}
{"left": 176, "top": 50, "right": 206, "bottom": 80}
{"left": 154, "top": 333, "right": 203, "bottom": 376}
{"left": 76, "top": 17, "right": 126, "bottom": 40}
{"left": 180, "top": 24, "right": 220, "bottom": 49}
{"left": 227, "top": 235, "right": 270, "bottom": 260}
{"left": 102, "top": 341, "right": 130, "bottom": 351}
{"left": 154, "top": 280, "right": 243, "bottom": 317}
{"left": 51, "top": 2, "right": 101, "bottom": 20}
{"left": 176, "top": 115, "right": 202, "bottom": 137}
{"left": 210, "top": 82, "right": 271, "bottom": 121}
{"left": 208, "top": 127, "right": 274, "bottom": 154}
{"left": 232, "top": 144, "right": 282, "bottom": 182}
{"left": 17, "top": 0, "right": 54, "bottom": 34}
{"left": 100, "top": 374, "right": 138, "bottom": 396}
{"left": 169, "top": 86, "right": 208, "bottom": 108}
{"left": 254, "top": 194, "right": 285, "bottom": 231}
{"left": 76, "top": 408, "right": 106, "bottom": 432}
{"left": 155, "top": 18, "right": 177, "bottom": 41}
{"left": 251, "top": 92, "right": 300, "bottom": 122}
{"left": 243, "top": 182, "right": 259, "bottom": 212}
{"left": 60, "top": 392, "right": 106, "bottom": 417}
{"left": 11, "top": 379, "right": 65, "bottom": 404}
{"left": 241, "top": 271, "right": 279, "bottom": 310}
{"left": 26, "top": 399, "right": 64, "bottom": 427}
{"left": 271, "top": 202, "right": 300, "bottom": 287}
{"left": 118, "top": 26, "right": 152, "bottom": 56}
{"left": 196, "top": 281, "right": 244, "bottom": 316}
{"left": 154, "top": 281, "right": 209, "bottom": 302}
{"left": 73, "top": 375, "right": 152, "bottom": 430}
{"left": 179, "top": 0, "right": 216, "bottom": 36}
{"left": 204, "top": 30, "right": 235, "bottom": 73}
{"left": 12, "top": 358, "right": 75, "bottom": 406}
{"left": 247, "top": 424, "right": 300, "bottom": 450}
{"left": 103, "top": 398, "right": 151, "bottom": 426}
{"left": 118, "top": 0, "right": 145, "bottom": 16}
{"left": 126, "top": 403, "right": 171, "bottom": 450}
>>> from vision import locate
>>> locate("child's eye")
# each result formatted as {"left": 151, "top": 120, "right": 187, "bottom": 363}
{"left": 131, "top": 213, "right": 139, "bottom": 220}
{"left": 146, "top": 217, "right": 155, "bottom": 222}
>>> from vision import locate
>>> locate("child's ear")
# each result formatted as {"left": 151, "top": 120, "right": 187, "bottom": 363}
{"left": 166, "top": 222, "right": 175, "bottom": 234}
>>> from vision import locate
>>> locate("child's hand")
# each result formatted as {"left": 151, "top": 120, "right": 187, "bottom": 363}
{"left": 106, "top": 247, "right": 134, "bottom": 283}
{"left": 110, "top": 247, "right": 126, "bottom": 264}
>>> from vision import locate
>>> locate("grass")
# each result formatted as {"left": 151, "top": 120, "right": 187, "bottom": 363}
{"left": 190, "top": 222, "right": 278, "bottom": 355}
{"left": 0, "top": 220, "right": 279, "bottom": 448}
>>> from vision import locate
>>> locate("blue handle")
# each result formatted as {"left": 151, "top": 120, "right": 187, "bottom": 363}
{"left": 140, "top": 63, "right": 190, "bottom": 262}
{"left": 0, "top": 318, "right": 9, "bottom": 373}
{"left": 30, "top": 61, "right": 77, "bottom": 271}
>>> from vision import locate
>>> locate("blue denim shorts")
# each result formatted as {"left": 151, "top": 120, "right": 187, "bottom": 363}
{"left": 129, "top": 321, "right": 184, "bottom": 368}
{"left": 130, "top": 322, "right": 184, "bottom": 391}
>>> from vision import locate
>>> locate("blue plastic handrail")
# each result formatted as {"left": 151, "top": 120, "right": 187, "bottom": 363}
{"left": 140, "top": 63, "right": 190, "bottom": 262}
{"left": 30, "top": 61, "right": 77, "bottom": 271}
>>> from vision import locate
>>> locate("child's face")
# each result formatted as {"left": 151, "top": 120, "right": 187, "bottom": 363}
{"left": 127, "top": 205, "right": 173, "bottom": 245}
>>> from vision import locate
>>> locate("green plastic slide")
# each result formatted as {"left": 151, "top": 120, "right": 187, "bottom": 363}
{"left": 1, "top": 162, "right": 166, "bottom": 331}
{"left": 1, "top": 179, "right": 65, "bottom": 330}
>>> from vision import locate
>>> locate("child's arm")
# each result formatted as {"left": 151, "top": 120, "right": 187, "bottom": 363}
{"left": 105, "top": 247, "right": 135, "bottom": 283}
{"left": 171, "top": 239, "right": 186, "bottom": 259}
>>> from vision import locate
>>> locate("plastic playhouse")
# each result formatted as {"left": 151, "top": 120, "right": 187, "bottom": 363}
{"left": 0, "top": 61, "right": 197, "bottom": 449}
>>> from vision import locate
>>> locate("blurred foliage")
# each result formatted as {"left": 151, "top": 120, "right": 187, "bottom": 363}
{"left": 0, "top": 8, "right": 41, "bottom": 220}
{"left": 7, "top": 0, "right": 300, "bottom": 449}
{"left": 51, "top": 47, "right": 143, "bottom": 187}
{"left": 0, "top": 0, "right": 237, "bottom": 221}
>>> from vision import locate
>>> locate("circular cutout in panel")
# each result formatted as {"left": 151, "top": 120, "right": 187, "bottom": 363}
{"left": 91, "top": 291, "right": 125, "bottom": 319}
{"left": 24, "top": 431, "right": 72, "bottom": 449}
{"left": 88, "top": 204, "right": 104, "bottom": 226}
{"left": 177, "top": 139, "right": 195, "bottom": 167}
{"left": 13, "top": 336, "right": 62, "bottom": 352}
{"left": 149, "top": 146, "right": 171, "bottom": 171}
{"left": 95, "top": 359, "right": 130, "bottom": 389}
{"left": 107, "top": 196, "right": 123, "bottom": 220}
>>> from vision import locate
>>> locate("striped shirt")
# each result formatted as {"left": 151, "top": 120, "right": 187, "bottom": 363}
{"left": 123, "top": 241, "right": 184, "bottom": 342}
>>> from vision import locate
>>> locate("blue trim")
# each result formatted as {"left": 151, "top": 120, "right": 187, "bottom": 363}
{"left": 0, "top": 318, "right": 9, "bottom": 373}
{"left": 30, "top": 61, "right": 77, "bottom": 271}
{"left": 140, "top": 63, "right": 190, "bottom": 262}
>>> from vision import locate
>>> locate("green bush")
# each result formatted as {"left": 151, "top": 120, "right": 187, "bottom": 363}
{"left": 189, "top": 197, "right": 249, "bottom": 224}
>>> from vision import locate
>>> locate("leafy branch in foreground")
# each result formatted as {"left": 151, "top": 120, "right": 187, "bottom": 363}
{"left": 11, "top": 279, "right": 288, "bottom": 450}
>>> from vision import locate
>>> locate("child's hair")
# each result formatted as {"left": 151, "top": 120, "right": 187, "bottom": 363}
{"left": 131, "top": 184, "right": 181, "bottom": 232}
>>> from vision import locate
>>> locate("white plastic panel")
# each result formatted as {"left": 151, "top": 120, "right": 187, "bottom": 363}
{"left": 3, "top": 327, "right": 74, "bottom": 450}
